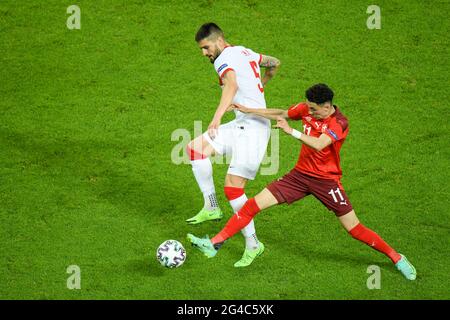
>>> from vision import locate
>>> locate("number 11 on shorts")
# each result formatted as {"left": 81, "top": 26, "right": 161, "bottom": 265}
{"left": 328, "top": 188, "right": 346, "bottom": 204}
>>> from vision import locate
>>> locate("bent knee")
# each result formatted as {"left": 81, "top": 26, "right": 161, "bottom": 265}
{"left": 186, "top": 143, "right": 207, "bottom": 160}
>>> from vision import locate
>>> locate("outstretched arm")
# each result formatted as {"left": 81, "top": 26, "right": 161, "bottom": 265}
{"left": 233, "top": 104, "right": 288, "bottom": 120}
{"left": 260, "top": 54, "right": 281, "bottom": 86}
{"left": 275, "top": 117, "right": 332, "bottom": 151}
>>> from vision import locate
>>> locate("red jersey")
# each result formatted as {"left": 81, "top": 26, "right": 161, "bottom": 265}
{"left": 287, "top": 102, "right": 349, "bottom": 180}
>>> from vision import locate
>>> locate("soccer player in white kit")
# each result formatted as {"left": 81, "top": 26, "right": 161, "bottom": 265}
{"left": 186, "top": 23, "right": 281, "bottom": 267}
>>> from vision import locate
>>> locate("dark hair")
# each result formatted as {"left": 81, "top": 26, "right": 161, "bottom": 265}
{"left": 195, "top": 22, "right": 224, "bottom": 42}
{"left": 305, "top": 83, "right": 334, "bottom": 104}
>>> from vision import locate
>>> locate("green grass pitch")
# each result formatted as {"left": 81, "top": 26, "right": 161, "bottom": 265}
{"left": 0, "top": 0, "right": 449, "bottom": 299}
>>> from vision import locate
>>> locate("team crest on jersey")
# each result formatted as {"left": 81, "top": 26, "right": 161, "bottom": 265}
{"left": 305, "top": 116, "right": 312, "bottom": 122}
{"left": 217, "top": 63, "right": 228, "bottom": 73}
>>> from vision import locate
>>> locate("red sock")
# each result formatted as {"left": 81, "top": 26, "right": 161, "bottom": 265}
{"left": 349, "top": 223, "right": 401, "bottom": 264}
{"left": 211, "top": 198, "right": 260, "bottom": 245}
{"left": 186, "top": 146, "right": 205, "bottom": 160}
{"left": 224, "top": 186, "right": 245, "bottom": 201}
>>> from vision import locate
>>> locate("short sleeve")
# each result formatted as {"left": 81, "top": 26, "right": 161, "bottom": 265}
{"left": 324, "top": 118, "right": 348, "bottom": 141}
{"left": 246, "top": 48, "right": 262, "bottom": 65}
{"left": 287, "top": 103, "right": 309, "bottom": 120}
{"left": 215, "top": 62, "right": 234, "bottom": 79}
{"left": 214, "top": 51, "right": 235, "bottom": 79}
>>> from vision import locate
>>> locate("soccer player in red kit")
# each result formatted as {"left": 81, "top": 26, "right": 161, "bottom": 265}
{"left": 187, "top": 83, "right": 417, "bottom": 280}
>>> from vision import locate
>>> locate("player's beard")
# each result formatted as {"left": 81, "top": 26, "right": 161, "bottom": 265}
{"left": 209, "top": 46, "right": 222, "bottom": 63}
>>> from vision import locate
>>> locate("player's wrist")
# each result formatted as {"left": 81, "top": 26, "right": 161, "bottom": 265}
{"left": 212, "top": 113, "right": 223, "bottom": 122}
{"left": 291, "top": 129, "right": 302, "bottom": 140}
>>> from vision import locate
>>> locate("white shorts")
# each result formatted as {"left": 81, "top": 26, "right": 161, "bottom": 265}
{"left": 203, "top": 120, "right": 270, "bottom": 180}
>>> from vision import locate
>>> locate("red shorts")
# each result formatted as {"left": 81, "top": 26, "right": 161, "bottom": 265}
{"left": 267, "top": 169, "right": 353, "bottom": 216}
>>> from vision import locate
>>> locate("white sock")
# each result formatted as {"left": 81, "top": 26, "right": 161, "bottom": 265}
{"left": 191, "top": 158, "right": 219, "bottom": 210}
{"left": 203, "top": 192, "right": 219, "bottom": 210}
{"left": 229, "top": 193, "right": 259, "bottom": 250}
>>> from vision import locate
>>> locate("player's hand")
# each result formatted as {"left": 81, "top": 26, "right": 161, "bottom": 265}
{"left": 225, "top": 104, "right": 234, "bottom": 112}
{"left": 274, "top": 117, "right": 293, "bottom": 134}
{"left": 208, "top": 118, "right": 221, "bottom": 139}
{"left": 232, "top": 104, "right": 250, "bottom": 113}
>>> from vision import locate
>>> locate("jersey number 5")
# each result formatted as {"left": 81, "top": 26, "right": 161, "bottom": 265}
{"left": 249, "top": 61, "right": 264, "bottom": 93}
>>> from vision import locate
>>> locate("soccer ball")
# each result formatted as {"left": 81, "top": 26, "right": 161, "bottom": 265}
{"left": 156, "top": 240, "right": 186, "bottom": 268}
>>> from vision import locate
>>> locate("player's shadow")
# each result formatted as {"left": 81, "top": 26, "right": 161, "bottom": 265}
{"left": 308, "top": 248, "right": 392, "bottom": 269}
{"left": 127, "top": 258, "right": 165, "bottom": 277}
{"left": 0, "top": 127, "right": 179, "bottom": 218}
{"left": 283, "top": 238, "right": 395, "bottom": 274}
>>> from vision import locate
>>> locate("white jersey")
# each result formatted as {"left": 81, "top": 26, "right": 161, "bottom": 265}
{"left": 214, "top": 45, "right": 270, "bottom": 127}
